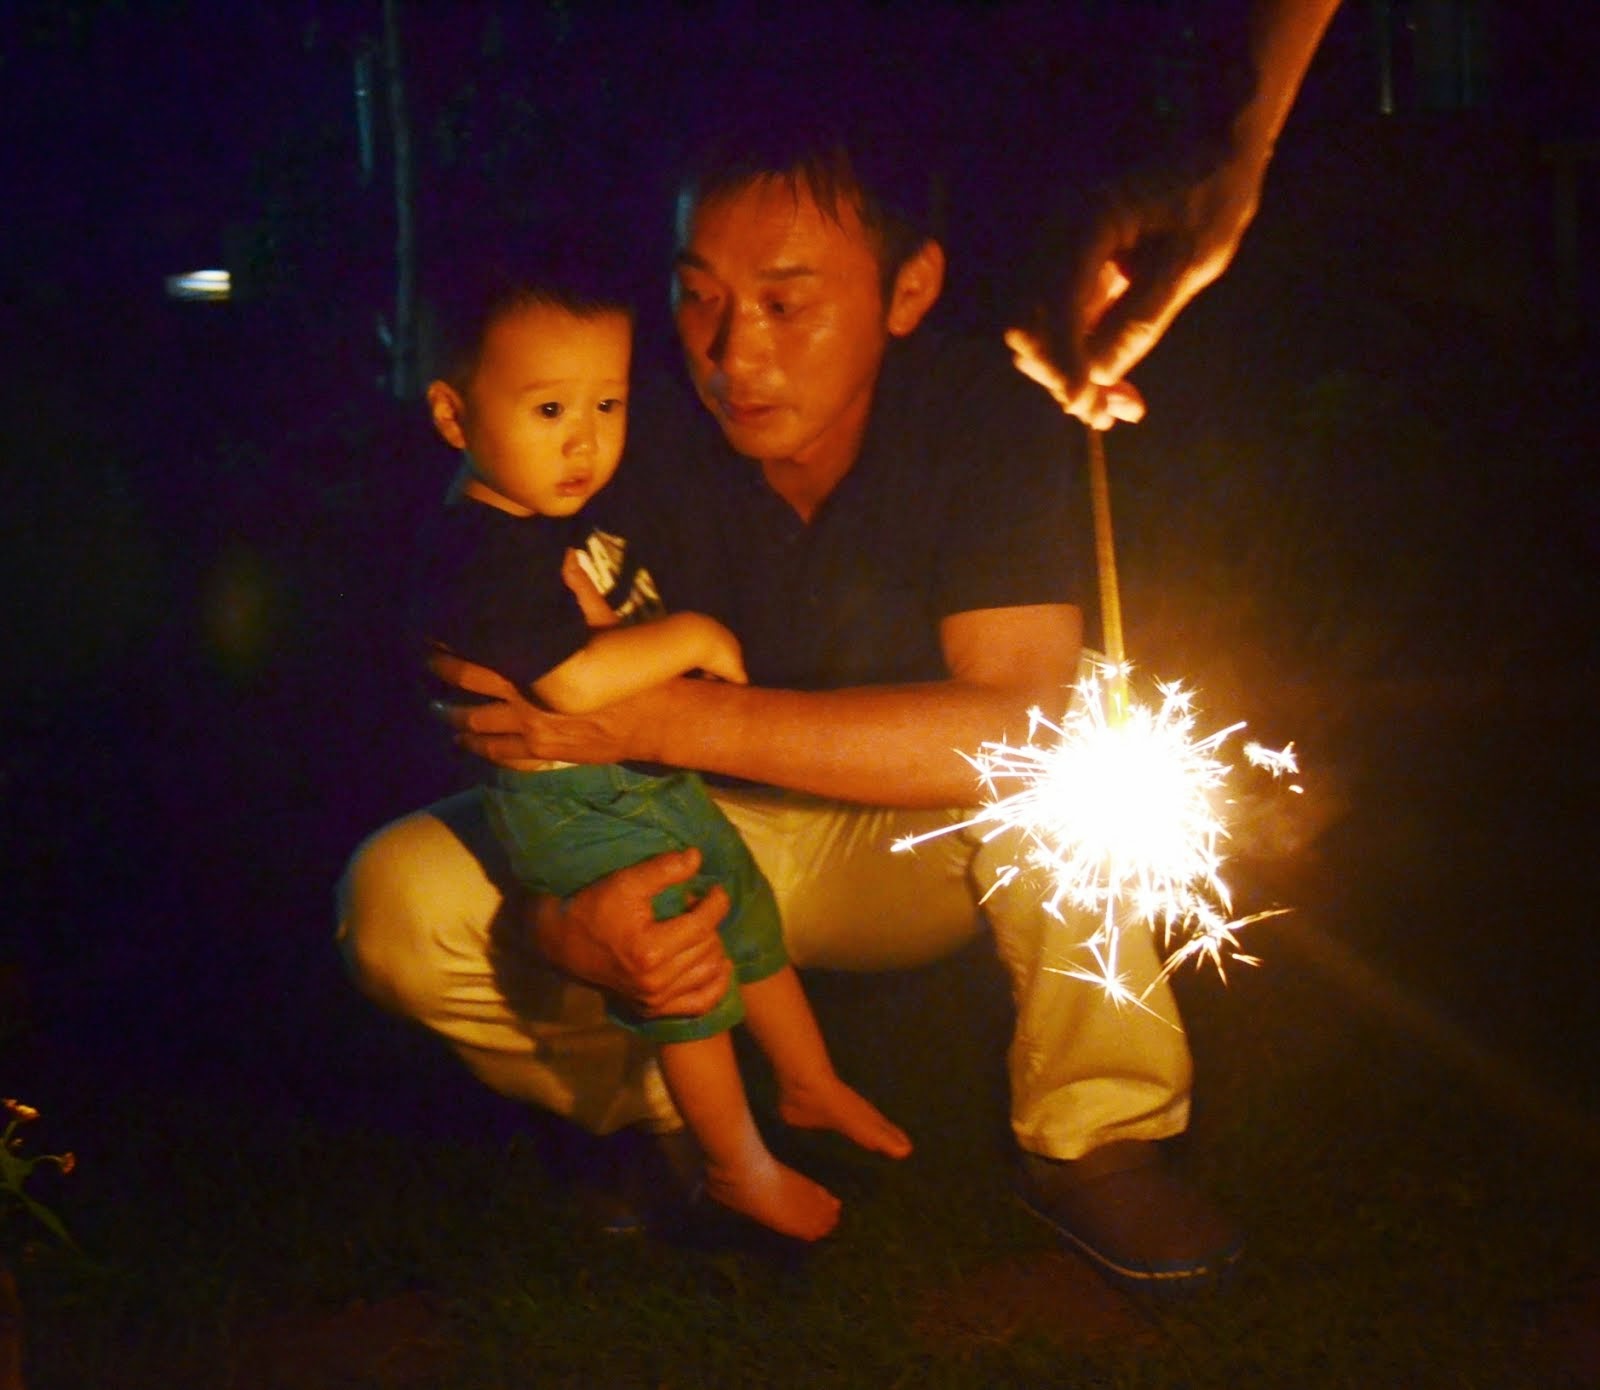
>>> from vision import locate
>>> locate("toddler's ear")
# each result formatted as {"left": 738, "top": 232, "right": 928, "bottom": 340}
{"left": 426, "top": 380, "right": 468, "bottom": 450}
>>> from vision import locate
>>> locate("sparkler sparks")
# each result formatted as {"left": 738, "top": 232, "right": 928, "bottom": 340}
{"left": 893, "top": 666, "right": 1292, "bottom": 1002}
{"left": 1245, "top": 739, "right": 1304, "bottom": 794}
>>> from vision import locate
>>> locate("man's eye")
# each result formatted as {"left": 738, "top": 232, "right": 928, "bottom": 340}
{"left": 537, "top": 402, "right": 563, "bottom": 419}
{"left": 598, "top": 398, "right": 625, "bottom": 414}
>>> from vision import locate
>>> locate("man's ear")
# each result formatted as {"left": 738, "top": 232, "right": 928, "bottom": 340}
{"left": 426, "top": 380, "right": 469, "bottom": 450}
{"left": 886, "top": 239, "right": 946, "bottom": 337}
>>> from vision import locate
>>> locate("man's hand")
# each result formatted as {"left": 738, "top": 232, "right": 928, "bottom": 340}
{"left": 529, "top": 848, "right": 734, "bottom": 1018}
{"left": 429, "top": 648, "right": 641, "bottom": 768}
{"left": 1009, "top": 0, "right": 1341, "bottom": 428}
{"left": 1005, "top": 154, "right": 1260, "bottom": 429}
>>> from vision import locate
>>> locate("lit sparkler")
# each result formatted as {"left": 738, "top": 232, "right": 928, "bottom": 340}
{"left": 892, "top": 428, "right": 1295, "bottom": 1001}
{"left": 894, "top": 666, "right": 1290, "bottom": 1001}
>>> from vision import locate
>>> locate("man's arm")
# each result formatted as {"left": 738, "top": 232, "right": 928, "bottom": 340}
{"left": 434, "top": 600, "right": 1079, "bottom": 1017}
{"left": 533, "top": 611, "right": 747, "bottom": 714}
{"left": 438, "top": 601, "right": 1082, "bottom": 809}
{"left": 1008, "top": 0, "right": 1343, "bottom": 426}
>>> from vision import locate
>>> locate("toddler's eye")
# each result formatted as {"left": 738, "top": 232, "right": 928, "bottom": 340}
{"left": 598, "top": 397, "right": 625, "bottom": 414}
{"left": 537, "top": 401, "right": 563, "bottom": 419}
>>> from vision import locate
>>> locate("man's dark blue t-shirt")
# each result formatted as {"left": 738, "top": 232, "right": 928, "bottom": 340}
{"left": 614, "top": 330, "right": 1093, "bottom": 692}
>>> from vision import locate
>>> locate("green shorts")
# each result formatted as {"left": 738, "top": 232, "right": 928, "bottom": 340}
{"left": 487, "top": 764, "right": 786, "bottom": 1044}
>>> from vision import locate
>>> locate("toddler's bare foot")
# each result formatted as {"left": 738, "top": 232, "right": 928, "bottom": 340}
{"left": 703, "top": 1155, "right": 841, "bottom": 1241}
{"left": 778, "top": 1078, "right": 913, "bottom": 1159}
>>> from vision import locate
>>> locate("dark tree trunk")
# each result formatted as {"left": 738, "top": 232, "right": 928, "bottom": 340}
{"left": 381, "top": 0, "right": 417, "bottom": 399}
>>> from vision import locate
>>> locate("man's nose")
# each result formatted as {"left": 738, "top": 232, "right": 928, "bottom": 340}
{"left": 708, "top": 300, "right": 768, "bottom": 373}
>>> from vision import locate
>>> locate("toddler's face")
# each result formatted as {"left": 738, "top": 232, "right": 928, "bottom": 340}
{"left": 448, "top": 304, "right": 631, "bottom": 518}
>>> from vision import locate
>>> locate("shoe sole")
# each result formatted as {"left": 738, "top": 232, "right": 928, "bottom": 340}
{"left": 1016, "top": 1189, "right": 1243, "bottom": 1294}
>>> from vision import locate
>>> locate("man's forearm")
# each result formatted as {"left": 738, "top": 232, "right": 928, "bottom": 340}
{"left": 459, "top": 604, "right": 1082, "bottom": 804}
{"left": 627, "top": 676, "right": 1058, "bottom": 809}
{"left": 1231, "top": 0, "right": 1342, "bottom": 168}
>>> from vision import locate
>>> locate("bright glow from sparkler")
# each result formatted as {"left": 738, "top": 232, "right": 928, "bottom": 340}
{"left": 894, "top": 667, "right": 1292, "bottom": 1001}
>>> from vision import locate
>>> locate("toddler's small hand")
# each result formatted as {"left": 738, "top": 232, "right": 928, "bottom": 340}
{"left": 562, "top": 548, "right": 620, "bottom": 628}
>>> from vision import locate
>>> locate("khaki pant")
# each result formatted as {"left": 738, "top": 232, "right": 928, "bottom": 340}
{"left": 336, "top": 784, "right": 1192, "bottom": 1159}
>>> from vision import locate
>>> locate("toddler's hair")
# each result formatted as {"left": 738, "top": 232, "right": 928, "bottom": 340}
{"left": 423, "top": 228, "right": 635, "bottom": 389}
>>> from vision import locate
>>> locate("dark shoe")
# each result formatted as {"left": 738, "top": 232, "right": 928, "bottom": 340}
{"left": 605, "top": 1133, "right": 811, "bottom": 1264}
{"left": 532, "top": 1120, "right": 704, "bottom": 1236}
{"left": 591, "top": 1125, "right": 706, "bottom": 1237}
{"left": 1017, "top": 1139, "right": 1242, "bottom": 1293}
{"left": 633, "top": 1126, "right": 706, "bottom": 1234}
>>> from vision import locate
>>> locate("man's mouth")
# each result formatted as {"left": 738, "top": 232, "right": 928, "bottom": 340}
{"left": 719, "top": 400, "right": 779, "bottom": 426}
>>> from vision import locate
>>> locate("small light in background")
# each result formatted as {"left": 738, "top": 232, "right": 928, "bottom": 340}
{"left": 165, "top": 269, "right": 232, "bottom": 302}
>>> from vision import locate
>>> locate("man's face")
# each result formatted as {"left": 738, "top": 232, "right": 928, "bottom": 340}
{"left": 672, "top": 178, "right": 892, "bottom": 475}
{"left": 434, "top": 304, "right": 631, "bottom": 518}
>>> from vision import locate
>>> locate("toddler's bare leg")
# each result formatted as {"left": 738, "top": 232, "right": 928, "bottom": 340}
{"left": 742, "top": 966, "right": 912, "bottom": 1159}
{"left": 658, "top": 1033, "right": 840, "bottom": 1240}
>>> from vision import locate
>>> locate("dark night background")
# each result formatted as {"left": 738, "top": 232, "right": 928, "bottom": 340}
{"left": 0, "top": 1, "right": 1598, "bottom": 1379}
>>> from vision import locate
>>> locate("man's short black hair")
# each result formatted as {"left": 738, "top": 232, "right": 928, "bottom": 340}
{"left": 423, "top": 229, "right": 635, "bottom": 390}
{"left": 674, "top": 110, "right": 940, "bottom": 292}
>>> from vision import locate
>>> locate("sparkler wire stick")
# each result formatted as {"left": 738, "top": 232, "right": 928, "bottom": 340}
{"left": 1085, "top": 426, "right": 1129, "bottom": 722}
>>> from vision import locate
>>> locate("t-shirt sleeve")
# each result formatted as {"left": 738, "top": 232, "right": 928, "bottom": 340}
{"left": 419, "top": 515, "right": 591, "bottom": 696}
{"left": 926, "top": 342, "right": 1092, "bottom": 622}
